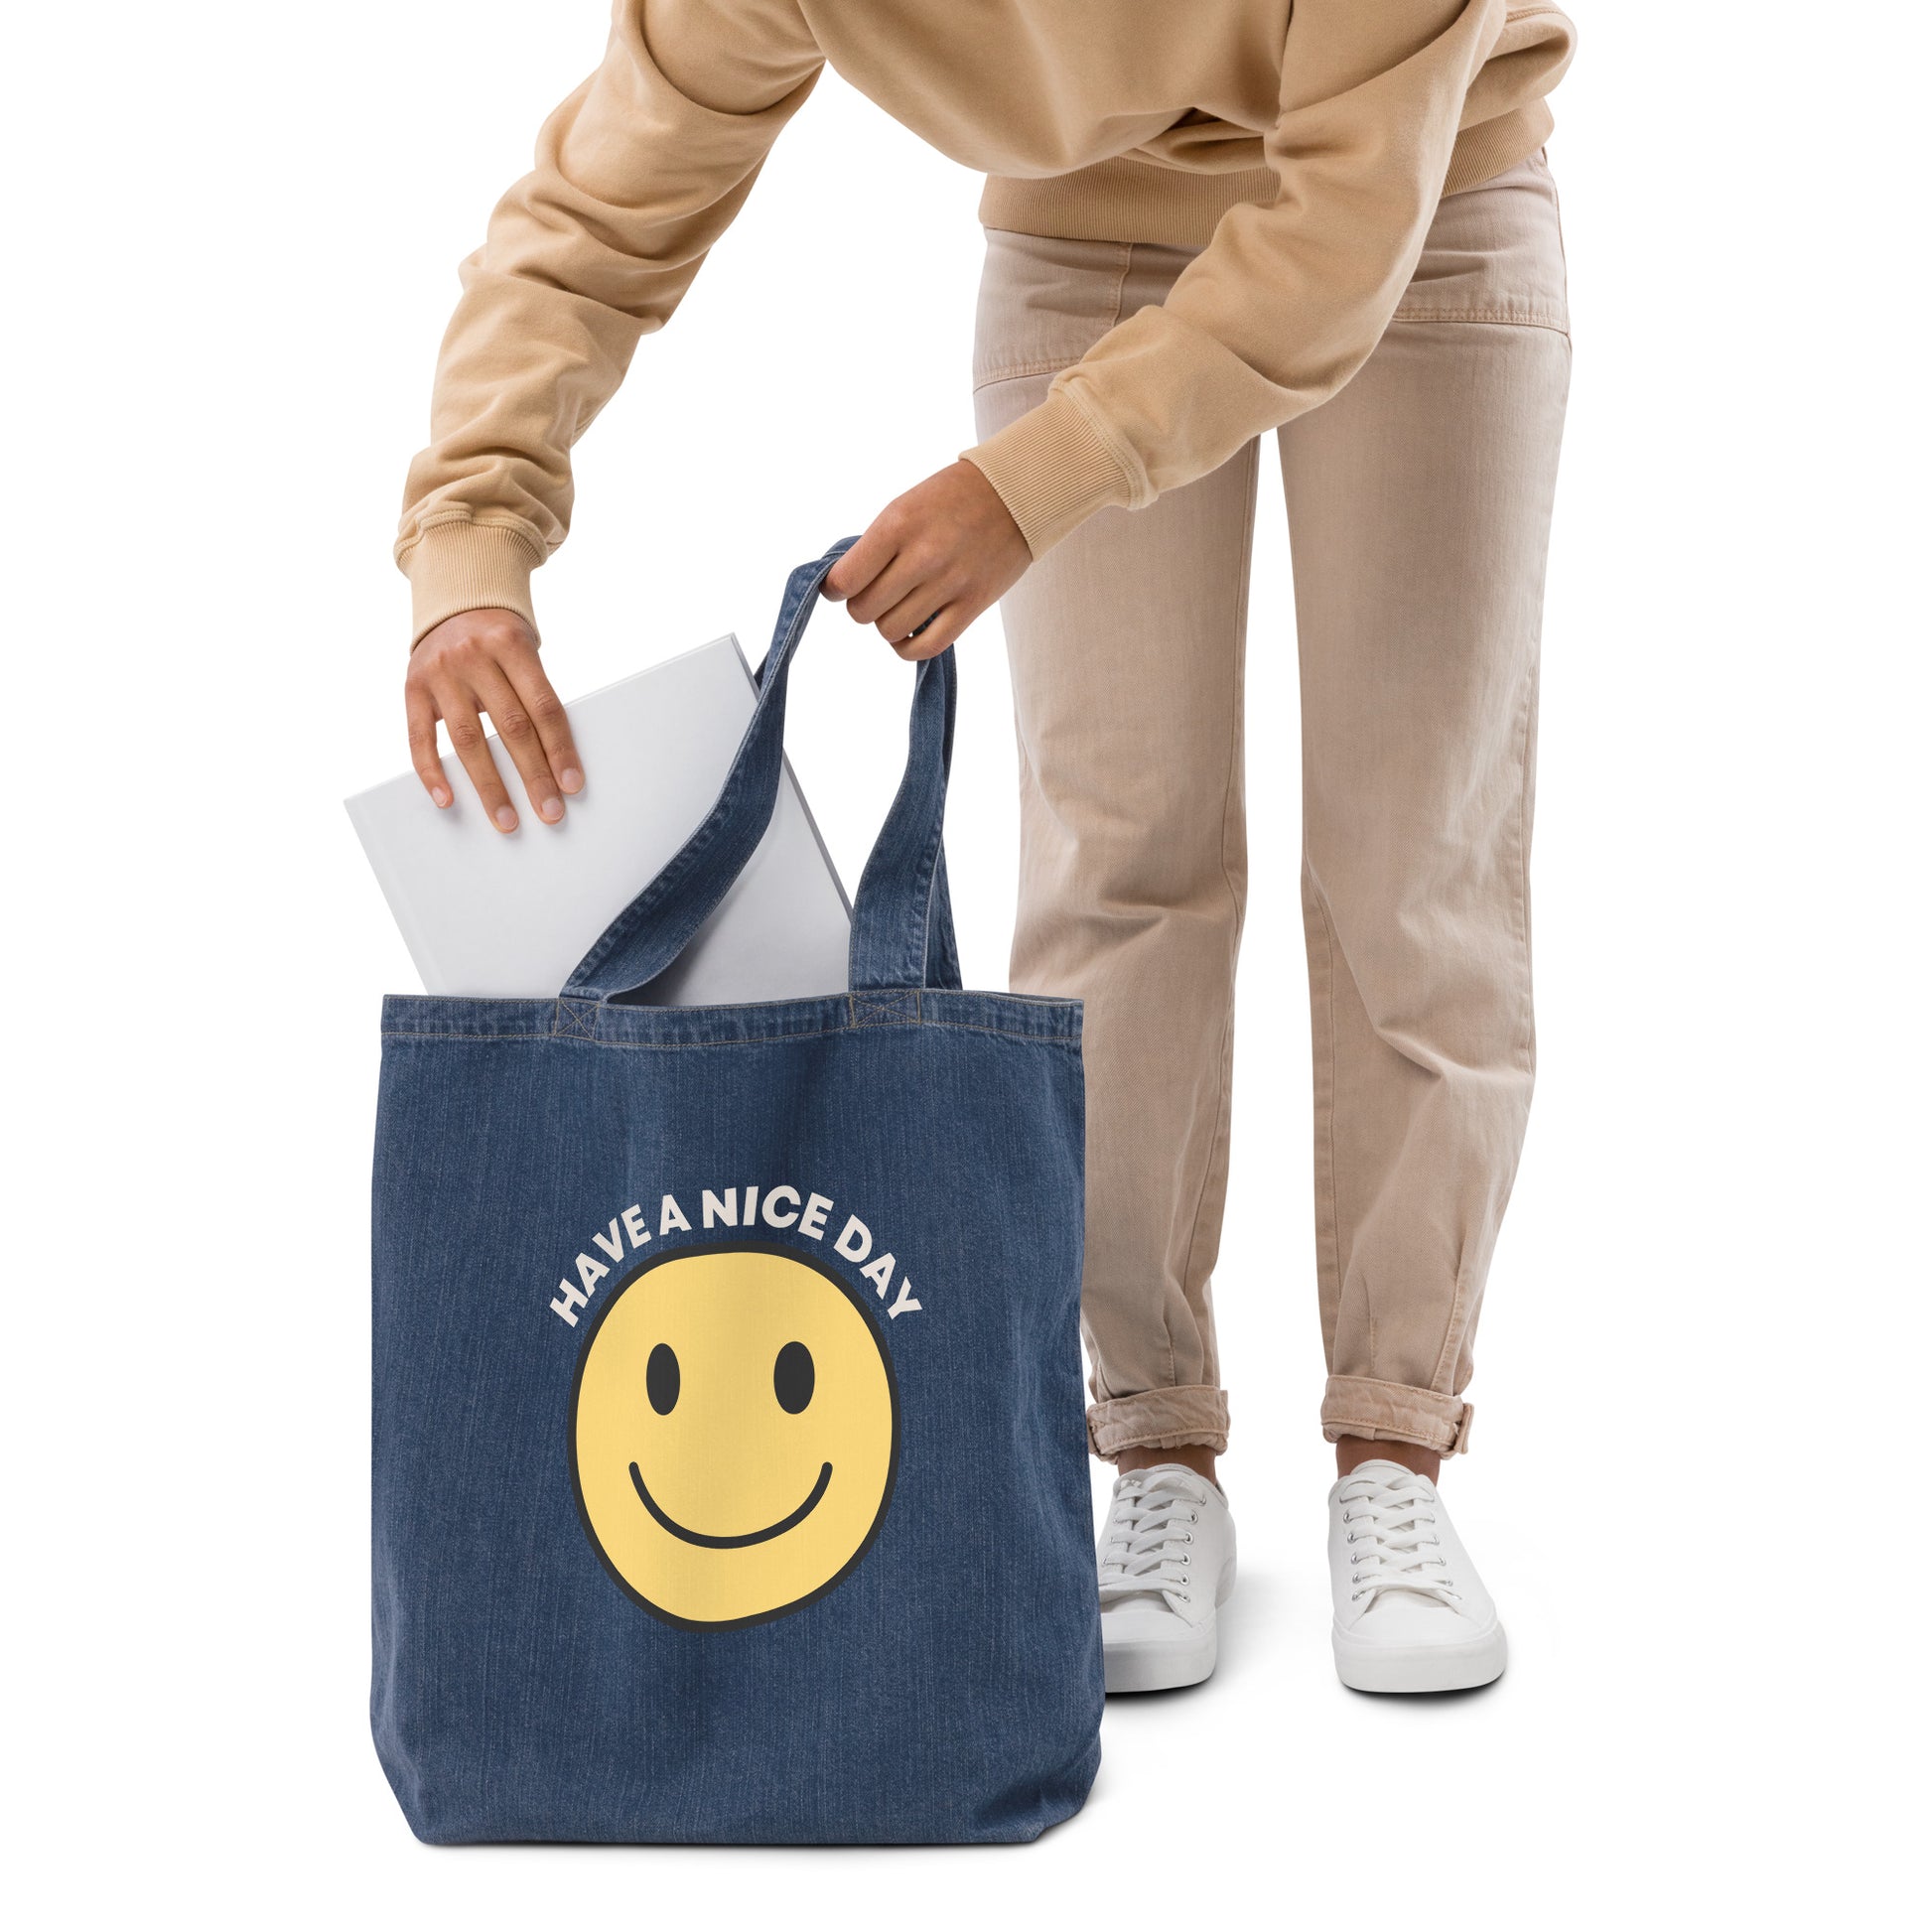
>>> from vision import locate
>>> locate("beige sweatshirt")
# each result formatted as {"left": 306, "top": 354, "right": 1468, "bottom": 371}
{"left": 398, "top": 0, "right": 1576, "bottom": 643}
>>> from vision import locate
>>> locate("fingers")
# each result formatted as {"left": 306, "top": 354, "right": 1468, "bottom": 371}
{"left": 873, "top": 581, "right": 951, "bottom": 648}
{"left": 406, "top": 685, "right": 453, "bottom": 808}
{"left": 843, "top": 548, "right": 930, "bottom": 632}
{"left": 892, "top": 601, "right": 971, "bottom": 662}
{"left": 504, "top": 649, "right": 584, "bottom": 800}
{"left": 403, "top": 609, "right": 583, "bottom": 834}
{"left": 823, "top": 522, "right": 897, "bottom": 605}
{"left": 831, "top": 511, "right": 952, "bottom": 644}
{"left": 443, "top": 697, "right": 519, "bottom": 833}
{"left": 830, "top": 467, "right": 1029, "bottom": 654}
{"left": 841, "top": 534, "right": 974, "bottom": 658}
{"left": 469, "top": 660, "right": 567, "bottom": 826}
{"left": 825, "top": 503, "right": 944, "bottom": 630}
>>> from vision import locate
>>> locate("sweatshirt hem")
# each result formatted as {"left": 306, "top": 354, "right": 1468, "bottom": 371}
{"left": 978, "top": 111, "right": 1556, "bottom": 250}
{"left": 979, "top": 160, "right": 1279, "bottom": 250}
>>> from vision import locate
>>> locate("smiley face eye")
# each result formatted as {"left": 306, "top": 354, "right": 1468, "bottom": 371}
{"left": 646, "top": 1342, "right": 680, "bottom": 1415}
{"left": 773, "top": 1341, "right": 814, "bottom": 1414}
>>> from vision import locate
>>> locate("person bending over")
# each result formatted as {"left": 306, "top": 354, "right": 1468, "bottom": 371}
{"left": 396, "top": 0, "right": 1576, "bottom": 1697}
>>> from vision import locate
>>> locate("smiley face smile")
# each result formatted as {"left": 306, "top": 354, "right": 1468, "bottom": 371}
{"left": 629, "top": 1459, "right": 832, "bottom": 1548}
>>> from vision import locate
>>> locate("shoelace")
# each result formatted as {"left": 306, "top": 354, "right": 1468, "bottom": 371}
{"left": 1336, "top": 1468, "right": 1460, "bottom": 1606}
{"left": 1097, "top": 1470, "right": 1204, "bottom": 1609}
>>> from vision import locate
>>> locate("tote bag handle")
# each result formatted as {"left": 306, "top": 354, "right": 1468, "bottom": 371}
{"left": 560, "top": 538, "right": 962, "bottom": 1004}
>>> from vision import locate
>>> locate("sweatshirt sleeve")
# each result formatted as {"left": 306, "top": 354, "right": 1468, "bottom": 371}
{"left": 396, "top": 0, "right": 823, "bottom": 643}
{"left": 960, "top": 1, "right": 1576, "bottom": 559}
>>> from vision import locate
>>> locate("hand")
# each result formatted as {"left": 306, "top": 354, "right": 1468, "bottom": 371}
{"left": 824, "top": 460, "right": 1031, "bottom": 660}
{"left": 405, "top": 609, "right": 584, "bottom": 832}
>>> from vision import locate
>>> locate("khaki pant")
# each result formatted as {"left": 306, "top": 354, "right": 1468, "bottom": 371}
{"left": 971, "top": 152, "right": 1571, "bottom": 1461}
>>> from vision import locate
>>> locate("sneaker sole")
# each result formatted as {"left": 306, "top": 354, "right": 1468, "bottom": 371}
{"left": 1331, "top": 1619, "right": 1507, "bottom": 1695}
{"left": 1103, "top": 1557, "right": 1237, "bottom": 1695}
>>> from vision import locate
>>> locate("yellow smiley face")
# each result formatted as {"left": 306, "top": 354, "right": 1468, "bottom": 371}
{"left": 569, "top": 1246, "right": 899, "bottom": 1628}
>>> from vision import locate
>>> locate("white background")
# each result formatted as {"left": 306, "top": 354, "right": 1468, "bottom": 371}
{"left": 8, "top": 3, "right": 1925, "bottom": 1924}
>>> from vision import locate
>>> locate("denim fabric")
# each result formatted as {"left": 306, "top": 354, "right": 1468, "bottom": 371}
{"left": 371, "top": 542, "right": 1100, "bottom": 1844}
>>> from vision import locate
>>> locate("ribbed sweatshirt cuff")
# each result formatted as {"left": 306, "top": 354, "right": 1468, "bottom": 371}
{"left": 960, "top": 388, "right": 1140, "bottom": 559}
{"left": 398, "top": 519, "right": 544, "bottom": 647}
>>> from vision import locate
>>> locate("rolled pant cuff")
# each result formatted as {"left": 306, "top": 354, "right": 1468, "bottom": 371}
{"left": 1087, "top": 1386, "right": 1230, "bottom": 1461}
{"left": 1320, "top": 1376, "right": 1475, "bottom": 1456}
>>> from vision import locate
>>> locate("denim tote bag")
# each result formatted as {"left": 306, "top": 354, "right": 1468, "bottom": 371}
{"left": 371, "top": 540, "right": 1101, "bottom": 1845}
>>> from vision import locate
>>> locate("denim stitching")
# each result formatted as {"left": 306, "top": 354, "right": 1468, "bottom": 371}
{"left": 382, "top": 1017, "right": 1080, "bottom": 1050}
{"left": 551, "top": 998, "right": 599, "bottom": 1040}
{"left": 394, "top": 1027, "right": 845, "bottom": 1049}
{"left": 848, "top": 990, "right": 920, "bottom": 1028}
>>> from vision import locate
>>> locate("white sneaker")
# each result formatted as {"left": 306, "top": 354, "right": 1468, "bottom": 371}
{"left": 1328, "top": 1460, "right": 1507, "bottom": 1694}
{"left": 1097, "top": 1464, "right": 1237, "bottom": 1693}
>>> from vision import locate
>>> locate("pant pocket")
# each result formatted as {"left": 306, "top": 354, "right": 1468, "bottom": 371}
{"left": 1392, "top": 154, "right": 1571, "bottom": 334}
{"left": 972, "top": 229, "right": 1134, "bottom": 390}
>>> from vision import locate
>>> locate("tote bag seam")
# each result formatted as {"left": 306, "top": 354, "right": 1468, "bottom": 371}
{"left": 379, "top": 1021, "right": 1081, "bottom": 1049}
{"left": 380, "top": 994, "right": 1077, "bottom": 1015}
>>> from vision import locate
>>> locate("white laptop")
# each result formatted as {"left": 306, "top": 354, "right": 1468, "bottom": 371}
{"left": 345, "top": 636, "right": 851, "bottom": 1004}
